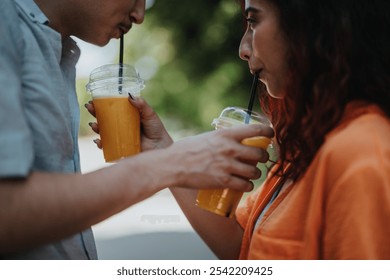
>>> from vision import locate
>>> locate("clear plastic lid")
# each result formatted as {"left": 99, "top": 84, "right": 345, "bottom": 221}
{"left": 86, "top": 64, "right": 145, "bottom": 97}
{"left": 211, "top": 106, "right": 271, "bottom": 129}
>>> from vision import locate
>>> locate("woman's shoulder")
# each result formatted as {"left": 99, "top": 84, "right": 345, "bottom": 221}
{"left": 301, "top": 102, "right": 390, "bottom": 196}
{"left": 319, "top": 101, "right": 390, "bottom": 174}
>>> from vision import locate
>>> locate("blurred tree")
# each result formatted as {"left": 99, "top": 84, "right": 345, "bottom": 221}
{"left": 144, "top": 0, "right": 256, "bottom": 132}
{"left": 77, "top": 0, "right": 258, "bottom": 136}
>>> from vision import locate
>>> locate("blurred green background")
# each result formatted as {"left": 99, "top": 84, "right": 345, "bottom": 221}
{"left": 77, "top": 0, "right": 260, "bottom": 137}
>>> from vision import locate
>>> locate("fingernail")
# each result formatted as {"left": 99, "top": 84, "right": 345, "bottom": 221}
{"left": 84, "top": 103, "right": 89, "bottom": 108}
{"left": 88, "top": 100, "right": 93, "bottom": 104}
{"left": 93, "top": 139, "right": 99, "bottom": 144}
{"left": 88, "top": 122, "right": 93, "bottom": 127}
{"left": 128, "top": 92, "right": 134, "bottom": 100}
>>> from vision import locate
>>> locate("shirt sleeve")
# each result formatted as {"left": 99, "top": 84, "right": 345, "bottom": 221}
{"left": 0, "top": 0, "right": 34, "bottom": 177}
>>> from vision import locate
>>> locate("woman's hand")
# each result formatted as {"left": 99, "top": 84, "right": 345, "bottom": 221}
{"left": 129, "top": 96, "right": 173, "bottom": 150}
{"left": 85, "top": 96, "right": 173, "bottom": 152}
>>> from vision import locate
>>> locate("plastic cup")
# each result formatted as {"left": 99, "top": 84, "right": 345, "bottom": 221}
{"left": 86, "top": 64, "right": 145, "bottom": 162}
{"left": 195, "top": 106, "right": 272, "bottom": 218}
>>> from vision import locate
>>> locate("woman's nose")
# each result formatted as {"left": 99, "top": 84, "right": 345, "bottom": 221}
{"left": 239, "top": 31, "right": 251, "bottom": 61}
{"left": 130, "top": 0, "right": 146, "bottom": 24}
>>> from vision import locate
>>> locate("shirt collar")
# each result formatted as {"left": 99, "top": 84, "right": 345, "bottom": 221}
{"left": 14, "top": 0, "right": 49, "bottom": 24}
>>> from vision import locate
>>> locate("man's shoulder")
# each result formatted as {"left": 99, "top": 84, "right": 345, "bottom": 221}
{"left": 0, "top": 0, "right": 23, "bottom": 64}
{"left": 0, "top": 0, "right": 22, "bottom": 43}
{"left": 0, "top": 0, "right": 18, "bottom": 18}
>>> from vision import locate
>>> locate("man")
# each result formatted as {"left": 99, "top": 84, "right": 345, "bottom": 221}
{"left": 0, "top": 0, "right": 269, "bottom": 259}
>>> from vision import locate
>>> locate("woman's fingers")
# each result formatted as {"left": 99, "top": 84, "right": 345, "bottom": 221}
{"left": 84, "top": 100, "right": 96, "bottom": 117}
{"left": 92, "top": 138, "right": 102, "bottom": 149}
{"left": 129, "top": 96, "right": 158, "bottom": 122}
{"left": 88, "top": 122, "right": 99, "bottom": 134}
{"left": 85, "top": 101, "right": 100, "bottom": 135}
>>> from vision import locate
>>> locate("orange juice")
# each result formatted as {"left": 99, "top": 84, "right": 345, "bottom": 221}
{"left": 241, "top": 136, "right": 271, "bottom": 148}
{"left": 93, "top": 96, "right": 140, "bottom": 162}
{"left": 196, "top": 136, "right": 271, "bottom": 218}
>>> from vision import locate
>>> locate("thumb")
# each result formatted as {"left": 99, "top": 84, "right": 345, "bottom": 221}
{"left": 128, "top": 96, "right": 156, "bottom": 121}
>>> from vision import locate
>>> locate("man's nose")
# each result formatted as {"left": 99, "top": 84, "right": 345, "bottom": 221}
{"left": 130, "top": 0, "right": 146, "bottom": 24}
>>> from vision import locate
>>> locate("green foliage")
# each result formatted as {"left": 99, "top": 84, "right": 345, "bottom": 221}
{"left": 77, "top": 0, "right": 258, "bottom": 136}
{"left": 144, "top": 0, "right": 255, "bottom": 131}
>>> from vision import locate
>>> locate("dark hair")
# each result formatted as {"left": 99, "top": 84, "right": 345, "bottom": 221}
{"left": 257, "top": 0, "right": 390, "bottom": 181}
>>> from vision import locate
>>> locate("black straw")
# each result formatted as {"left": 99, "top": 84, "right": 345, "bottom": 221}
{"left": 118, "top": 34, "right": 124, "bottom": 93}
{"left": 119, "top": 34, "right": 124, "bottom": 65}
{"left": 245, "top": 72, "right": 259, "bottom": 123}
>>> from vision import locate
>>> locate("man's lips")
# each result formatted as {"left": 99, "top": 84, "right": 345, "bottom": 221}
{"left": 250, "top": 68, "right": 262, "bottom": 77}
{"left": 119, "top": 23, "right": 132, "bottom": 34}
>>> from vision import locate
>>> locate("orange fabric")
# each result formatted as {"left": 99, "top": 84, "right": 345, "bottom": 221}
{"left": 236, "top": 101, "right": 390, "bottom": 259}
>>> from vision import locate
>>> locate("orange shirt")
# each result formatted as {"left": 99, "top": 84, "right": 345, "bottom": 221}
{"left": 236, "top": 101, "right": 390, "bottom": 259}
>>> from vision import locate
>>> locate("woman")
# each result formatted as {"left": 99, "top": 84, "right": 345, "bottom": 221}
{"left": 234, "top": 0, "right": 390, "bottom": 259}
{"left": 168, "top": 0, "right": 390, "bottom": 259}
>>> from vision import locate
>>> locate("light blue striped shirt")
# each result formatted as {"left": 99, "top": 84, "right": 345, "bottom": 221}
{"left": 0, "top": 0, "right": 97, "bottom": 259}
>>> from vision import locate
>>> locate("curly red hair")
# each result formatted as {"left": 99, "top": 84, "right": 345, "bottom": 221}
{"left": 242, "top": 0, "right": 390, "bottom": 181}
